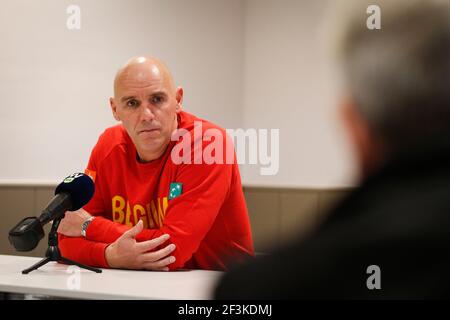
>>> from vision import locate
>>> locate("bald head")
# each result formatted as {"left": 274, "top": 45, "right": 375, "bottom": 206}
{"left": 109, "top": 56, "right": 183, "bottom": 162}
{"left": 113, "top": 56, "right": 176, "bottom": 98}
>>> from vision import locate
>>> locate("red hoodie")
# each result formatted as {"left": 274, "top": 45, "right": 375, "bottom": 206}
{"left": 59, "top": 111, "right": 254, "bottom": 270}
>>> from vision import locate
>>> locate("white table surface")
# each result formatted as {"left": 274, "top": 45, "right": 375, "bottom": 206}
{"left": 0, "top": 254, "right": 223, "bottom": 300}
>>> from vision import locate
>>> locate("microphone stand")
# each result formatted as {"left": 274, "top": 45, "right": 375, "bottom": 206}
{"left": 22, "top": 216, "right": 102, "bottom": 274}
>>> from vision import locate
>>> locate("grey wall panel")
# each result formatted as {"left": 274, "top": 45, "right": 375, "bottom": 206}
{"left": 243, "top": 188, "right": 280, "bottom": 253}
{"left": 279, "top": 190, "right": 319, "bottom": 246}
{"left": 0, "top": 187, "right": 35, "bottom": 257}
{"left": 0, "top": 186, "right": 353, "bottom": 258}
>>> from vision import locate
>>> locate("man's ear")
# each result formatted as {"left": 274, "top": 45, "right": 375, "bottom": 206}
{"left": 175, "top": 87, "right": 184, "bottom": 113}
{"left": 110, "top": 97, "right": 120, "bottom": 121}
{"left": 339, "top": 98, "right": 382, "bottom": 179}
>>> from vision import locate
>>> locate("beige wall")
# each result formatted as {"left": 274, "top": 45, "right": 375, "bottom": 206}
{"left": 240, "top": 0, "right": 357, "bottom": 188}
{"left": 0, "top": 0, "right": 244, "bottom": 183}
{"left": 0, "top": 185, "right": 350, "bottom": 257}
{"left": 1, "top": 0, "right": 359, "bottom": 189}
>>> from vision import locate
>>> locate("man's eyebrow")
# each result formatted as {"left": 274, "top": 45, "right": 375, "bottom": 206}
{"left": 120, "top": 96, "right": 136, "bottom": 102}
{"left": 150, "top": 91, "right": 167, "bottom": 97}
{"left": 120, "top": 92, "right": 167, "bottom": 102}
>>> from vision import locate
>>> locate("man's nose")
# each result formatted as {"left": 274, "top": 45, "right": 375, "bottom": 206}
{"left": 140, "top": 104, "right": 155, "bottom": 121}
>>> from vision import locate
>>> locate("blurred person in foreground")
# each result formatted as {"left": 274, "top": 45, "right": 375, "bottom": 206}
{"left": 215, "top": 0, "right": 450, "bottom": 298}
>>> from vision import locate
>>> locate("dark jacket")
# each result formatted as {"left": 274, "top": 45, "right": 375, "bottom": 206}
{"left": 215, "top": 144, "right": 450, "bottom": 299}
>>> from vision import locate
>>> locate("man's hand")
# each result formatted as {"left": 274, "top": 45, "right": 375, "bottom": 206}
{"left": 58, "top": 208, "right": 92, "bottom": 237}
{"left": 105, "top": 220, "right": 176, "bottom": 271}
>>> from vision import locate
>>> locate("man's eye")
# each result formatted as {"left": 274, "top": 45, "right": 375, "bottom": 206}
{"left": 151, "top": 96, "right": 164, "bottom": 105}
{"left": 127, "top": 100, "right": 139, "bottom": 107}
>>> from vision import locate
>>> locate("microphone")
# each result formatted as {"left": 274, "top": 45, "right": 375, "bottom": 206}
{"left": 8, "top": 173, "right": 95, "bottom": 252}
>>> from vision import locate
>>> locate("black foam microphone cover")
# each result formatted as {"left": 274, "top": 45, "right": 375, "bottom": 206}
{"left": 55, "top": 173, "right": 95, "bottom": 211}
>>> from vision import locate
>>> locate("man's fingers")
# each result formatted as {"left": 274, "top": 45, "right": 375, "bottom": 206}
{"left": 143, "top": 266, "right": 170, "bottom": 272}
{"left": 122, "top": 220, "right": 143, "bottom": 239}
{"left": 136, "top": 233, "right": 171, "bottom": 253}
{"left": 143, "top": 255, "right": 176, "bottom": 270}
{"left": 141, "top": 243, "right": 176, "bottom": 262}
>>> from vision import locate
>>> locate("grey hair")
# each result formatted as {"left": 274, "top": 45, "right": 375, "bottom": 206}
{"left": 335, "top": 0, "right": 450, "bottom": 154}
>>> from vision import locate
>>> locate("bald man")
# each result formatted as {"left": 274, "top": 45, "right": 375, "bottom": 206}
{"left": 57, "top": 56, "right": 254, "bottom": 271}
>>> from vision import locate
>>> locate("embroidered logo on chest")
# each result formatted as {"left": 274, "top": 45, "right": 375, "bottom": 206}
{"left": 168, "top": 182, "right": 183, "bottom": 200}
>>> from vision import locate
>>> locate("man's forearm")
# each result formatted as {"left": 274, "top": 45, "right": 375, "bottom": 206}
{"left": 86, "top": 216, "right": 131, "bottom": 243}
{"left": 58, "top": 234, "right": 109, "bottom": 268}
